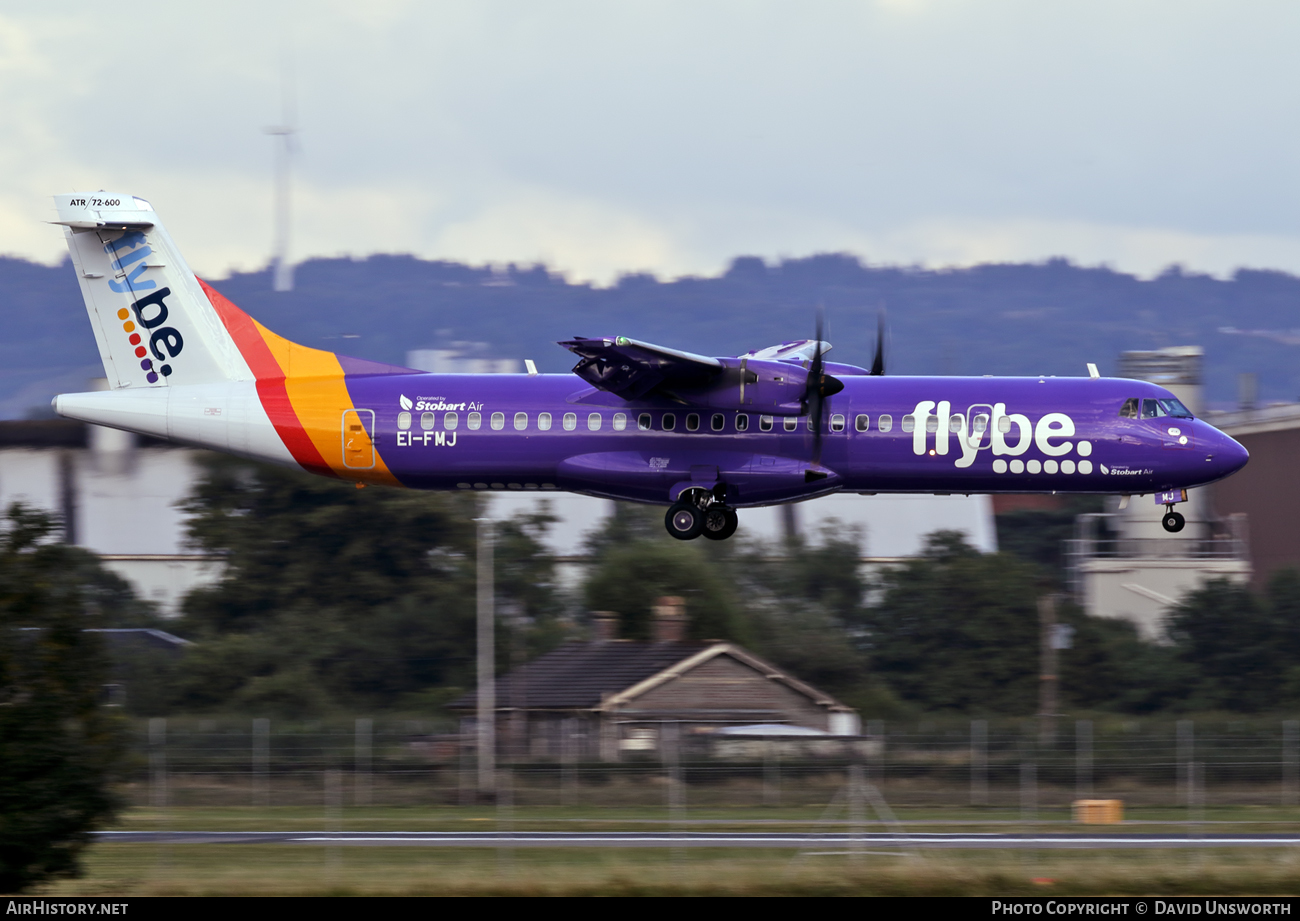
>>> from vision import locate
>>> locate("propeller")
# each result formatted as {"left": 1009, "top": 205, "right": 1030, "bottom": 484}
{"left": 869, "top": 307, "right": 886, "bottom": 376}
{"left": 805, "top": 307, "right": 844, "bottom": 464}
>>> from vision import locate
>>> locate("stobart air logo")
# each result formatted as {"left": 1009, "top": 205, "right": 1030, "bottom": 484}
{"left": 909, "top": 400, "right": 1096, "bottom": 476}
{"left": 104, "top": 231, "right": 183, "bottom": 384}
{"left": 396, "top": 394, "right": 462, "bottom": 448}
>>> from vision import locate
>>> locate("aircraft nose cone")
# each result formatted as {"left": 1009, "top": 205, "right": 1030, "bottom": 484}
{"left": 1204, "top": 426, "right": 1249, "bottom": 479}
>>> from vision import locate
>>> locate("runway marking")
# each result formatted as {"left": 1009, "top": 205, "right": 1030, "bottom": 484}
{"left": 92, "top": 831, "right": 1300, "bottom": 849}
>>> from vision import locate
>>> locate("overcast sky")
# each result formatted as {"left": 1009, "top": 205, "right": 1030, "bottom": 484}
{"left": 4, "top": 1, "right": 1300, "bottom": 283}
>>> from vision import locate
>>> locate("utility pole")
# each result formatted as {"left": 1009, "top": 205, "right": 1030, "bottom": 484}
{"left": 475, "top": 518, "right": 496, "bottom": 798}
{"left": 264, "top": 49, "right": 296, "bottom": 292}
{"left": 1038, "top": 594, "right": 1059, "bottom": 746}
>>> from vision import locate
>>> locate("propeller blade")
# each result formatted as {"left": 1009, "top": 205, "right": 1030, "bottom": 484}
{"left": 809, "top": 307, "right": 826, "bottom": 462}
{"left": 869, "top": 307, "right": 886, "bottom": 376}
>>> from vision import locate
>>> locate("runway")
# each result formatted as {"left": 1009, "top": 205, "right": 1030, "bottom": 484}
{"left": 93, "top": 830, "right": 1300, "bottom": 849}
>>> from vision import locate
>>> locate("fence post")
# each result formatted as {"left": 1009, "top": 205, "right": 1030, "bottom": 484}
{"left": 664, "top": 721, "right": 685, "bottom": 869}
{"left": 1076, "top": 719, "right": 1093, "bottom": 801}
{"left": 763, "top": 733, "right": 781, "bottom": 807}
{"left": 1284, "top": 720, "right": 1298, "bottom": 808}
{"left": 848, "top": 763, "right": 866, "bottom": 859}
{"left": 868, "top": 719, "right": 885, "bottom": 789}
{"left": 324, "top": 769, "right": 342, "bottom": 874}
{"left": 149, "top": 717, "right": 167, "bottom": 809}
{"left": 561, "top": 717, "right": 578, "bottom": 807}
{"left": 1177, "top": 720, "right": 1194, "bottom": 807}
{"left": 252, "top": 718, "right": 270, "bottom": 807}
{"left": 355, "top": 718, "right": 373, "bottom": 807}
{"left": 971, "top": 719, "right": 989, "bottom": 807}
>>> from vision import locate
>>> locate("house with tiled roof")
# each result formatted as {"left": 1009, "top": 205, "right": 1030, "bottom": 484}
{"left": 450, "top": 597, "right": 860, "bottom": 761}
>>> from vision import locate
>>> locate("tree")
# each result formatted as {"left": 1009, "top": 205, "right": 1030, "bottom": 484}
{"left": 0, "top": 504, "right": 127, "bottom": 892}
{"left": 170, "top": 455, "right": 563, "bottom": 714}
{"left": 582, "top": 504, "right": 747, "bottom": 643}
{"left": 1163, "top": 570, "right": 1300, "bottom": 712}
{"left": 859, "top": 531, "right": 1044, "bottom": 714}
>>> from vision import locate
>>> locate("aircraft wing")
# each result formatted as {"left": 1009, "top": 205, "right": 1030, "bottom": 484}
{"left": 559, "top": 336, "right": 723, "bottom": 400}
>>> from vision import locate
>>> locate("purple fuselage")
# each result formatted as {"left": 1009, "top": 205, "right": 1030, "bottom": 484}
{"left": 347, "top": 372, "right": 1249, "bottom": 506}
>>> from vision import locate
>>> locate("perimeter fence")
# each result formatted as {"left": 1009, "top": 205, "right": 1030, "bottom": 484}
{"left": 120, "top": 715, "right": 1300, "bottom": 813}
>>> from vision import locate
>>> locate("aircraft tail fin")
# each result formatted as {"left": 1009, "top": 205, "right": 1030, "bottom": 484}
{"left": 54, "top": 193, "right": 253, "bottom": 389}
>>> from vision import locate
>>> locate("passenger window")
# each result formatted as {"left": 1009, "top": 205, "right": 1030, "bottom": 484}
{"left": 563, "top": 412, "right": 577, "bottom": 431}
{"left": 1141, "top": 399, "right": 1166, "bottom": 419}
{"left": 1118, "top": 398, "right": 1139, "bottom": 419}
{"left": 949, "top": 413, "right": 964, "bottom": 433}
{"left": 588, "top": 413, "right": 602, "bottom": 431}
{"left": 491, "top": 412, "right": 505, "bottom": 430}
{"left": 686, "top": 413, "right": 700, "bottom": 432}
{"left": 711, "top": 413, "right": 724, "bottom": 432}
{"left": 997, "top": 416, "right": 1012, "bottom": 433}
{"left": 736, "top": 414, "right": 749, "bottom": 432}
{"left": 855, "top": 414, "right": 869, "bottom": 432}
{"left": 613, "top": 413, "right": 627, "bottom": 431}
{"left": 514, "top": 412, "right": 528, "bottom": 431}
{"left": 538, "top": 412, "right": 552, "bottom": 431}
{"left": 397, "top": 411, "right": 412, "bottom": 430}
{"left": 638, "top": 413, "right": 651, "bottom": 431}
{"left": 925, "top": 416, "right": 939, "bottom": 433}
{"left": 830, "top": 414, "right": 845, "bottom": 433}
{"left": 901, "top": 414, "right": 916, "bottom": 433}
{"left": 784, "top": 417, "right": 798, "bottom": 432}
{"left": 420, "top": 411, "right": 435, "bottom": 431}
{"left": 468, "top": 412, "right": 481, "bottom": 431}
{"left": 662, "top": 414, "right": 676, "bottom": 431}
{"left": 760, "top": 415, "right": 774, "bottom": 432}
{"left": 877, "top": 414, "right": 892, "bottom": 432}
{"left": 445, "top": 412, "right": 458, "bottom": 431}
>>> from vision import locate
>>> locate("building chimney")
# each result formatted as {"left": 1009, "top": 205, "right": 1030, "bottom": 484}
{"left": 652, "top": 596, "right": 687, "bottom": 643}
{"left": 591, "top": 611, "right": 618, "bottom": 643}
{"left": 1238, "top": 372, "right": 1258, "bottom": 412}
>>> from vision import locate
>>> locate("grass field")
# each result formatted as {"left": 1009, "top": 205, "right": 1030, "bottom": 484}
{"left": 35, "top": 843, "right": 1300, "bottom": 897}
{"left": 20, "top": 804, "right": 1300, "bottom": 896}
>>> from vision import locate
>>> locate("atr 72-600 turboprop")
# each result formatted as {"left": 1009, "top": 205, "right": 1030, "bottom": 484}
{"left": 50, "top": 193, "right": 1249, "bottom": 540}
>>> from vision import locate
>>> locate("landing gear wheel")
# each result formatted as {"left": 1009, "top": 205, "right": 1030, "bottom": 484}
{"left": 701, "top": 506, "right": 739, "bottom": 541}
{"left": 665, "top": 503, "right": 704, "bottom": 540}
{"left": 1162, "top": 511, "right": 1186, "bottom": 533}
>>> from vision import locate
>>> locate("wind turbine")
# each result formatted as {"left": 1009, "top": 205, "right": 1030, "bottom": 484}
{"left": 264, "top": 53, "right": 297, "bottom": 292}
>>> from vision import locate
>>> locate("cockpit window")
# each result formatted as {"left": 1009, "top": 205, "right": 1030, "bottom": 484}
{"left": 1119, "top": 398, "right": 1139, "bottom": 419}
{"left": 1159, "top": 398, "right": 1193, "bottom": 418}
{"left": 1141, "top": 397, "right": 1193, "bottom": 420}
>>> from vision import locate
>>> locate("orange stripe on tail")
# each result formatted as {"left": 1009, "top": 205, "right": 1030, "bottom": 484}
{"left": 198, "top": 279, "right": 335, "bottom": 477}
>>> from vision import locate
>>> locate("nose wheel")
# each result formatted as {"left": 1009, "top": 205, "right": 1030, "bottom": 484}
{"left": 1161, "top": 507, "right": 1186, "bottom": 533}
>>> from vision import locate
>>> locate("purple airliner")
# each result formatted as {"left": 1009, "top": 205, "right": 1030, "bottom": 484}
{"left": 49, "top": 193, "right": 1249, "bottom": 541}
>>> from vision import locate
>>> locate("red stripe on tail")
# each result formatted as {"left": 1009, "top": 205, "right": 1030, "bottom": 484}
{"left": 198, "top": 279, "right": 335, "bottom": 477}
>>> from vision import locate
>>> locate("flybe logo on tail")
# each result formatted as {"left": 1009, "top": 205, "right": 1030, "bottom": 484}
{"left": 102, "top": 232, "right": 184, "bottom": 383}
{"left": 105, "top": 231, "right": 156, "bottom": 293}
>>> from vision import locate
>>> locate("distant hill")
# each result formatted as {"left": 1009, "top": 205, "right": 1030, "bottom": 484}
{"left": 5, "top": 252, "right": 1300, "bottom": 417}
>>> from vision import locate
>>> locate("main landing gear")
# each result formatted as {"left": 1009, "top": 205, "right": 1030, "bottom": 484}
{"left": 1161, "top": 506, "right": 1186, "bottom": 533}
{"left": 665, "top": 487, "right": 738, "bottom": 541}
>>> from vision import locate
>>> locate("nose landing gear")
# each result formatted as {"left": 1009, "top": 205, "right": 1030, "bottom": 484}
{"left": 665, "top": 487, "right": 738, "bottom": 541}
{"left": 1161, "top": 506, "right": 1186, "bottom": 533}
